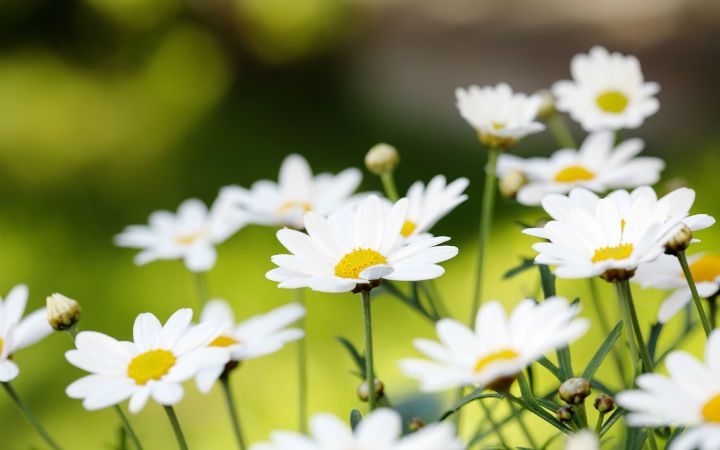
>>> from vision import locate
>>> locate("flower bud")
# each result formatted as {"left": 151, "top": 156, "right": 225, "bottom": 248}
{"left": 594, "top": 394, "right": 615, "bottom": 413}
{"left": 535, "top": 89, "right": 556, "bottom": 120}
{"left": 46, "top": 293, "right": 81, "bottom": 331}
{"left": 559, "top": 378, "right": 591, "bottom": 404}
{"left": 408, "top": 417, "right": 425, "bottom": 432}
{"left": 357, "top": 379, "right": 384, "bottom": 402}
{"left": 365, "top": 143, "right": 400, "bottom": 175}
{"left": 556, "top": 405, "right": 574, "bottom": 422}
{"left": 665, "top": 224, "right": 693, "bottom": 255}
{"left": 499, "top": 170, "right": 527, "bottom": 199}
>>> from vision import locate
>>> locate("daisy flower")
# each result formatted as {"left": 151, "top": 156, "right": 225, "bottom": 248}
{"left": 523, "top": 187, "right": 710, "bottom": 279}
{"left": 455, "top": 83, "right": 544, "bottom": 149}
{"left": 194, "top": 299, "right": 305, "bottom": 391}
{"left": 399, "top": 297, "right": 588, "bottom": 392}
{"left": 65, "top": 308, "right": 228, "bottom": 413}
{"left": 617, "top": 330, "right": 720, "bottom": 450}
{"left": 266, "top": 195, "right": 459, "bottom": 293}
{"left": 497, "top": 131, "right": 664, "bottom": 206}
{"left": 0, "top": 285, "right": 53, "bottom": 382}
{"left": 400, "top": 175, "right": 469, "bottom": 239}
{"left": 115, "top": 196, "right": 246, "bottom": 272}
{"left": 635, "top": 253, "right": 720, "bottom": 323}
{"left": 553, "top": 46, "right": 660, "bottom": 132}
{"left": 220, "top": 154, "right": 363, "bottom": 230}
{"left": 565, "top": 430, "right": 600, "bottom": 450}
{"left": 250, "top": 408, "right": 463, "bottom": 450}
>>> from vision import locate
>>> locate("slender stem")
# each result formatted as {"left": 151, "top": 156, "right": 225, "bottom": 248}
{"left": 294, "top": 288, "right": 308, "bottom": 432}
{"left": 677, "top": 250, "right": 712, "bottom": 337}
{"left": 479, "top": 398, "right": 509, "bottom": 449}
{"left": 617, "top": 280, "right": 654, "bottom": 373}
{"left": 469, "top": 149, "right": 499, "bottom": 324}
{"left": 575, "top": 403, "right": 589, "bottom": 429}
{"left": 2, "top": 382, "right": 63, "bottom": 450}
{"left": 508, "top": 397, "right": 537, "bottom": 448}
{"left": 194, "top": 272, "right": 209, "bottom": 309}
{"left": 615, "top": 281, "right": 640, "bottom": 378}
{"left": 710, "top": 296, "right": 717, "bottom": 329}
{"left": 587, "top": 278, "right": 625, "bottom": 381}
{"left": 548, "top": 113, "right": 577, "bottom": 149}
{"left": 595, "top": 411, "right": 606, "bottom": 435}
{"left": 220, "top": 374, "right": 247, "bottom": 450}
{"left": 113, "top": 405, "right": 144, "bottom": 450}
{"left": 163, "top": 406, "right": 189, "bottom": 450}
{"left": 360, "top": 290, "right": 376, "bottom": 411}
{"left": 380, "top": 172, "right": 400, "bottom": 202}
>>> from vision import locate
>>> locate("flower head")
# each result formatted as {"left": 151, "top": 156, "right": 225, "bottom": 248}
{"left": 65, "top": 308, "right": 228, "bottom": 413}
{"left": 400, "top": 175, "right": 469, "bottom": 239}
{"left": 635, "top": 253, "right": 720, "bottom": 323}
{"left": 249, "top": 408, "right": 463, "bottom": 450}
{"left": 553, "top": 46, "right": 660, "bottom": 131}
{"left": 47, "top": 293, "right": 81, "bottom": 331}
{"left": 220, "top": 154, "right": 363, "bottom": 230}
{"left": 399, "top": 297, "right": 588, "bottom": 392}
{"left": 617, "top": 330, "right": 720, "bottom": 450}
{"left": 0, "top": 285, "right": 53, "bottom": 382}
{"left": 455, "top": 83, "right": 544, "bottom": 149}
{"left": 194, "top": 299, "right": 305, "bottom": 391}
{"left": 115, "top": 197, "right": 246, "bottom": 272}
{"left": 497, "top": 131, "right": 664, "bottom": 205}
{"left": 365, "top": 143, "right": 400, "bottom": 175}
{"left": 267, "top": 195, "right": 458, "bottom": 293}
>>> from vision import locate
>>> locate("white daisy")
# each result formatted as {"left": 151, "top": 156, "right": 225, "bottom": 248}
{"left": 635, "top": 253, "right": 720, "bottom": 323}
{"left": 220, "top": 154, "right": 363, "bottom": 230}
{"left": 497, "top": 131, "right": 664, "bottom": 206}
{"left": 65, "top": 308, "right": 228, "bottom": 413}
{"left": 565, "top": 430, "right": 600, "bottom": 450}
{"left": 115, "top": 196, "right": 246, "bottom": 273}
{"left": 617, "top": 330, "right": 720, "bottom": 450}
{"left": 250, "top": 408, "right": 463, "bottom": 450}
{"left": 523, "top": 187, "right": 707, "bottom": 279}
{"left": 400, "top": 175, "right": 469, "bottom": 239}
{"left": 399, "top": 297, "right": 588, "bottom": 392}
{"left": 455, "top": 83, "right": 545, "bottom": 148}
{"left": 553, "top": 46, "right": 660, "bottom": 132}
{"left": 194, "top": 299, "right": 305, "bottom": 391}
{"left": 0, "top": 285, "right": 53, "bottom": 382}
{"left": 266, "top": 195, "right": 459, "bottom": 293}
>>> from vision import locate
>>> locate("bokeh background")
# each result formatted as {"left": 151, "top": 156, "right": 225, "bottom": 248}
{"left": 2, "top": 0, "right": 720, "bottom": 448}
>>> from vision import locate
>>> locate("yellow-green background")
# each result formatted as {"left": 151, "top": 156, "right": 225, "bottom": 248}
{"left": 1, "top": 0, "right": 720, "bottom": 448}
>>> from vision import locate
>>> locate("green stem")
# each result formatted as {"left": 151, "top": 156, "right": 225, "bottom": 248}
{"left": 587, "top": 278, "right": 625, "bottom": 381}
{"left": 163, "top": 406, "right": 189, "bottom": 450}
{"left": 295, "top": 288, "right": 308, "bottom": 432}
{"left": 479, "top": 398, "right": 509, "bottom": 449}
{"left": 595, "top": 411, "right": 605, "bottom": 435}
{"left": 194, "top": 272, "right": 209, "bottom": 309}
{"left": 548, "top": 114, "right": 577, "bottom": 148}
{"left": 677, "top": 250, "right": 712, "bottom": 337}
{"left": 380, "top": 172, "right": 400, "bottom": 202}
{"left": 360, "top": 290, "right": 376, "bottom": 411}
{"left": 575, "top": 403, "right": 589, "bottom": 429}
{"left": 710, "top": 296, "right": 717, "bottom": 329}
{"left": 469, "top": 149, "right": 499, "bottom": 324}
{"left": 113, "top": 405, "right": 144, "bottom": 450}
{"left": 508, "top": 397, "right": 537, "bottom": 448}
{"left": 220, "top": 374, "right": 247, "bottom": 450}
{"left": 2, "top": 382, "right": 63, "bottom": 450}
{"left": 616, "top": 280, "right": 654, "bottom": 373}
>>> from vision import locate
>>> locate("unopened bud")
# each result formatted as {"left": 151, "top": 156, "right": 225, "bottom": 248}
{"left": 559, "top": 378, "right": 591, "bottom": 404}
{"left": 357, "top": 379, "right": 384, "bottom": 402}
{"left": 535, "top": 89, "right": 556, "bottom": 120}
{"left": 594, "top": 394, "right": 615, "bottom": 413}
{"left": 408, "top": 417, "right": 425, "bottom": 432}
{"left": 499, "top": 170, "right": 527, "bottom": 199}
{"left": 556, "top": 405, "right": 574, "bottom": 422}
{"left": 47, "top": 293, "right": 81, "bottom": 331}
{"left": 365, "top": 143, "right": 400, "bottom": 175}
{"left": 665, "top": 224, "right": 693, "bottom": 255}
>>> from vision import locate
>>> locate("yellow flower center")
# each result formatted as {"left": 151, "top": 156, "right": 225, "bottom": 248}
{"left": 554, "top": 165, "right": 595, "bottom": 183}
{"left": 596, "top": 90, "right": 629, "bottom": 114}
{"left": 592, "top": 243, "right": 634, "bottom": 263}
{"left": 127, "top": 349, "right": 176, "bottom": 385}
{"left": 474, "top": 349, "right": 519, "bottom": 373}
{"left": 689, "top": 254, "right": 720, "bottom": 284}
{"left": 210, "top": 335, "right": 240, "bottom": 348}
{"left": 334, "top": 249, "right": 388, "bottom": 279}
{"left": 277, "top": 201, "right": 312, "bottom": 215}
{"left": 702, "top": 394, "right": 720, "bottom": 423}
{"left": 175, "top": 230, "right": 206, "bottom": 246}
{"left": 400, "top": 221, "right": 417, "bottom": 237}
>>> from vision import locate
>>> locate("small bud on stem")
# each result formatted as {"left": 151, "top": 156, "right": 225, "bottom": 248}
{"left": 357, "top": 379, "right": 384, "bottom": 402}
{"left": 556, "top": 405, "right": 574, "bottom": 422}
{"left": 594, "top": 394, "right": 615, "bottom": 413}
{"left": 365, "top": 144, "right": 400, "bottom": 176}
{"left": 559, "top": 378, "right": 591, "bottom": 404}
{"left": 499, "top": 170, "right": 527, "bottom": 199}
{"left": 46, "top": 293, "right": 81, "bottom": 332}
{"left": 665, "top": 225, "right": 693, "bottom": 255}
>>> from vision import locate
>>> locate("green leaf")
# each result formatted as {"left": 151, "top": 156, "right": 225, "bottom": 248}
{"left": 647, "top": 322, "right": 663, "bottom": 361}
{"left": 599, "top": 407, "right": 626, "bottom": 437}
{"left": 538, "top": 264, "right": 556, "bottom": 298}
{"left": 503, "top": 257, "right": 536, "bottom": 279}
{"left": 537, "top": 357, "right": 563, "bottom": 381}
{"left": 438, "top": 388, "right": 501, "bottom": 421}
{"left": 349, "top": 409, "right": 362, "bottom": 430}
{"left": 582, "top": 321, "right": 622, "bottom": 379}
{"left": 336, "top": 336, "right": 365, "bottom": 378}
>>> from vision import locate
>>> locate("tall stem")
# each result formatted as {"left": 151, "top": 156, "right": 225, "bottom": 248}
{"left": 360, "top": 290, "right": 376, "bottom": 411}
{"left": 587, "top": 279, "right": 625, "bottom": 380}
{"left": 294, "top": 288, "right": 308, "bottom": 432}
{"left": 469, "top": 149, "right": 499, "bottom": 324}
{"left": 113, "top": 405, "right": 144, "bottom": 450}
{"left": 616, "top": 280, "right": 654, "bottom": 373}
{"left": 2, "top": 382, "right": 63, "bottom": 450}
{"left": 220, "top": 374, "right": 247, "bottom": 450}
{"left": 677, "top": 250, "right": 712, "bottom": 337}
{"left": 547, "top": 114, "right": 577, "bottom": 149}
{"left": 194, "top": 272, "right": 209, "bottom": 309}
{"left": 380, "top": 172, "right": 400, "bottom": 202}
{"left": 163, "top": 406, "right": 189, "bottom": 450}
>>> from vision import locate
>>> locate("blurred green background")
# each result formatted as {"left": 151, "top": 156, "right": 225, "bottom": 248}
{"left": 2, "top": 0, "right": 720, "bottom": 448}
